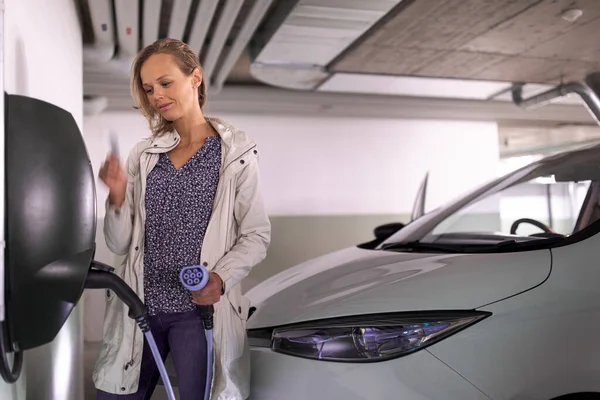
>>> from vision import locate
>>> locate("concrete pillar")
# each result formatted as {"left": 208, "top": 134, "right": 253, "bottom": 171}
{"left": 22, "top": 304, "right": 84, "bottom": 400}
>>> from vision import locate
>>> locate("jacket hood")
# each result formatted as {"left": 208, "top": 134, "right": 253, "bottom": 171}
{"left": 143, "top": 116, "right": 256, "bottom": 166}
{"left": 245, "top": 245, "right": 551, "bottom": 329}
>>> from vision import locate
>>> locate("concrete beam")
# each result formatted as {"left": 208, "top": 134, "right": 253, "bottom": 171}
{"left": 86, "top": 84, "right": 597, "bottom": 125}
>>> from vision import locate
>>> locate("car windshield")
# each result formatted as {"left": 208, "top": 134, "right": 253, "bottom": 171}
{"left": 379, "top": 144, "right": 600, "bottom": 252}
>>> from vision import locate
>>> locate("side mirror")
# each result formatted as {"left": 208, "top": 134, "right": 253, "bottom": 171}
{"left": 374, "top": 222, "right": 406, "bottom": 240}
{"left": 358, "top": 222, "right": 406, "bottom": 250}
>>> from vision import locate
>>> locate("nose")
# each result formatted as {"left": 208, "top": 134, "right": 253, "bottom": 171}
{"left": 151, "top": 93, "right": 164, "bottom": 106}
{"left": 152, "top": 86, "right": 166, "bottom": 99}
{"left": 153, "top": 90, "right": 164, "bottom": 99}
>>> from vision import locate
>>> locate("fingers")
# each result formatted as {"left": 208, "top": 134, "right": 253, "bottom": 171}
{"left": 191, "top": 284, "right": 221, "bottom": 305}
{"left": 106, "top": 156, "right": 122, "bottom": 176}
{"left": 191, "top": 295, "right": 220, "bottom": 305}
{"left": 192, "top": 297, "right": 219, "bottom": 305}
{"left": 99, "top": 156, "right": 126, "bottom": 187}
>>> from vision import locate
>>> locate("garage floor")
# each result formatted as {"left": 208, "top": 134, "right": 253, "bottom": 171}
{"left": 84, "top": 341, "right": 180, "bottom": 400}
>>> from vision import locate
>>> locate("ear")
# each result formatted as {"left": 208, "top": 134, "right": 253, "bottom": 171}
{"left": 192, "top": 67, "right": 203, "bottom": 88}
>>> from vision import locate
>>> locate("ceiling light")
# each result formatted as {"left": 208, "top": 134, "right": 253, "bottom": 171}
{"left": 561, "top": 8, "right": 583, "bottom": 22}
{"left": 318, "top": 73, "right": 511, "bottom": 100}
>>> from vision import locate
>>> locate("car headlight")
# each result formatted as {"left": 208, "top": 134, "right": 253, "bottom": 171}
{"left": 248, "top": 311, "right": 490, "bottom": 362}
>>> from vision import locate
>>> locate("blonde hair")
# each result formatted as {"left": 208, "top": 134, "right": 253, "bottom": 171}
{"left": 131, "top": 38, "right": 207, "bottom": 137}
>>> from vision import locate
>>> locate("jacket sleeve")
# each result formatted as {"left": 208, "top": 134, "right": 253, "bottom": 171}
{"left": 213, "top": 158, "right": 271, "bottom": 293}
{"left": 103, "top": 147, "right": 138, "bottom": 256}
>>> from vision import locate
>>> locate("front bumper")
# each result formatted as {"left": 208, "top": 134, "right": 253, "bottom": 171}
{"left": 248, "top": 346, "right": 488, "bottom": 400}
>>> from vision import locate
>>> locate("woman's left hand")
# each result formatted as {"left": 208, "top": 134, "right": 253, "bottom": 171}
{"left": 191, "top": 272, "right": 223, "bottom": 305}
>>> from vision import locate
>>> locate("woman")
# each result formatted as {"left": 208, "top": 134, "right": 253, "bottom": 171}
{"left": 94, "top": 38, "right": 271, "bottom": 400}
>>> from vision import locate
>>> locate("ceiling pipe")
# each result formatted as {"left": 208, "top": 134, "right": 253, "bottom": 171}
{"left": 86, "top": 0, "right": 139, "bottom": 76}
{"left": 202, "top": 0, "right": 244, "bottom": 88}
{"left": 168, "top": 0, "right": 193, "bottom": 41}
{"left": 512, "top": 79, "right": 600, "bottom": 125}
{"left": 213, "top": 0, "right": 275, "bottom": 92}
{"left": 143, "top": 0, "right": 161, "bottom": 47}
{"left": 187, "top": 0, "right": 219, "bottom": 56}
{"left": 114, "top": 0, "right": 139, "bottom": 59}
{"left": 83, "top": 0, "right": 115, "bottom": 64}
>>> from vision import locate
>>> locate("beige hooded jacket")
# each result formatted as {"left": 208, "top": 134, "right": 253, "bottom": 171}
{"left": 92, "top": 117, "right": 271, "bottom": 399}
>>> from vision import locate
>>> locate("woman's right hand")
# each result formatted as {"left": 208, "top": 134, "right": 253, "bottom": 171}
{"left": 99, "top": 154, "right": 127, "bottom": 208}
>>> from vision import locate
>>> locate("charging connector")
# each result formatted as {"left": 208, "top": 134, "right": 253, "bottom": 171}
{"left": 179, "top": 265, "right": 214, "bottom": 400}
{"left": 180, "top": 265, "right": 214, "bottom": 329}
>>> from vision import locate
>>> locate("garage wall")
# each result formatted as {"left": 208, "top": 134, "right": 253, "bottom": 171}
{"left": 3, "top": 0, "right": 83, "bottom": 399}
{"left": 82, "top": 110, "right": 500, "bottom": 341}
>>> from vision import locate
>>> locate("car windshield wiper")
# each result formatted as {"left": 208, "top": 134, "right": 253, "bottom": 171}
{"left": 380, "top": 241, "right": 467, "bottom": 253}
{"left": 381, "top": 236, "right": 565, "bottom": 254}
{"left": 381, "top": 240, "right": 518, "bottom": 253}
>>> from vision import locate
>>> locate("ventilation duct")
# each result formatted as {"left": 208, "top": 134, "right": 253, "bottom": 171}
{"left": 82, "top": 0, "right": 115, "bottom": 64}
{"left": 203, "top": 0, "right": 245, "bottom": 88}
{"left": 168, "top": 0, "right": 193, "bottom": 41}
{"left": 213, "top": 0, "right": 275, "bottom": 91}
{"left": 110, "top": 0, "right": 139, "bottom": 72}
{"left": 187, "top": 0, "right": 219, "bottom": 56}
{"left": 83, "top": 0, "right": 263, "bottom": 92}
{"left": 84, "top": 0, "right": 139, "bottom": 76}
{"left": 249, "top": 0, "right": 403, "bottom": 90}
{"left": 143, "top": 0, "right": 162, "bottom": 48}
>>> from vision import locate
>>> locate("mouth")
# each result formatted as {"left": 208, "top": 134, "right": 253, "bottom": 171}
{"left": 157, "top": 103, "right": 173, "bottom": 111}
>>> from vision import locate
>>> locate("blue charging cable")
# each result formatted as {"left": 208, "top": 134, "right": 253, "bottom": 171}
{"left": 179, "top": 265, "right": 214, "bottom": 400}
{"left": 143, "top": 326, "right": 177, "bottom": 400}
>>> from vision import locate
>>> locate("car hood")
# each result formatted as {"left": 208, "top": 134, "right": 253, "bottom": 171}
{"left": 245, "top": 245, "right": 551, "bottom": 329}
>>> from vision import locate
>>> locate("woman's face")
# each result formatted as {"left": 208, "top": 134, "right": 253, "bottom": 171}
{"left": 140, "top": 53, "right": 200, "bottom": 121}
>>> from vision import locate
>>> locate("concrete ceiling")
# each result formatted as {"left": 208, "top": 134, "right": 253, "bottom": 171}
{"left": 77, "top": 0, "right": 600, "bottom": 90}
{"left": 331, "top": 0, "right": 600, "bottom": 85}
{"left": 77, "top": 0, "right": 600, "bottom": 134}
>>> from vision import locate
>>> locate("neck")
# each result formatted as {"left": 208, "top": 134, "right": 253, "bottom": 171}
{"left": 174, "top": 107, "right": 211, "bottom": 146}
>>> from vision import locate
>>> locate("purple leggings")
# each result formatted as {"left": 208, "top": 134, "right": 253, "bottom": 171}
{"left": 96, "top": 309, "right": 208, "bottom": 400}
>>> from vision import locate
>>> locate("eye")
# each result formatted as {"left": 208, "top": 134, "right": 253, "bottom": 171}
{"left": 161, "top": 81, "right": 171, "bottom": 88}
{"left": 144, "top": 87, "right": 152, "bottom": 94}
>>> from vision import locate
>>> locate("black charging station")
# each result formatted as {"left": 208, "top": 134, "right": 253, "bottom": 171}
{"left": 4, "top": 93, "right": 97, "bottom": 353}
{"left": 0, "top": 93, "right": 154, "bottom": 386}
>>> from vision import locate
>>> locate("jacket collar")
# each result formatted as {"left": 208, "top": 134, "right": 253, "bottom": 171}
{"left": 144, "top": 116, "right": 256, "bottom": 167}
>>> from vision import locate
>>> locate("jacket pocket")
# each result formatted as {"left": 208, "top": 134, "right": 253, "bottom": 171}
{"left": 226, "top": 289, "right": 250, "bottom": 322}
